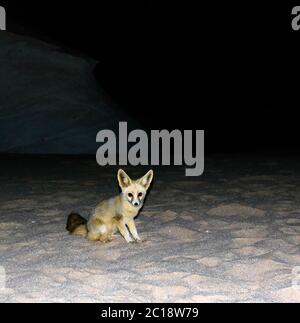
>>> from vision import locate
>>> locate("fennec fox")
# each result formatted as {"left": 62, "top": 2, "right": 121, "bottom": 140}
{"left": 66, "top": 169, "right": 154, "bottom": 243}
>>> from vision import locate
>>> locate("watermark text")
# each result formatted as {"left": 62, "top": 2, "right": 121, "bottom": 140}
{"left": 0, "top": 6, "right": 6, "bottom": 31}
{"left": 292, "top": 6, "right": 300, "bottom": 31}
{"left": 96, "top": 122, "right": 204, "bottom": 176}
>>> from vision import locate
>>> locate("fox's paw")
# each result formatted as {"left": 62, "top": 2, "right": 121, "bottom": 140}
{"left": 125, "top": 237, "right": 135, "bottom": 243}
{"left": 100, "top": 236, "right": 114, "bottom": 243}
{"left": 132, "top": 234, "right": 141, "bottom": 242}
{"left": 128, "top": 238, "right": 142, "bottom": 244}
{"left": 101, "top": 239, "right": 112, "bottom": 244}
{"left": 135, "top": 237, "right": 146, "bottom": 243}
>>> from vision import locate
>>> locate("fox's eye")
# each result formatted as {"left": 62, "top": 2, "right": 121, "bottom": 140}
{"left": 138, "top": 192, "right": 143, "bottom": 198}
{"left": 128, "top": 193, "right": 133, "bottom": 199}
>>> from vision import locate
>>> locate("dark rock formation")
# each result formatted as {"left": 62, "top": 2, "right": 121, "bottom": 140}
{"left": 0, "top": 32, "right": 135, "bottom": 154}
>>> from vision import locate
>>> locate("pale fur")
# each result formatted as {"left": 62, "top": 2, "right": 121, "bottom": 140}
{"left": 67, "top": 169, "right": 153, "bottom": 243}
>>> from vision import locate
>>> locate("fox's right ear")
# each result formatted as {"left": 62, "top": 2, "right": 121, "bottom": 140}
{"left": 138, "top": 170, "right": 154, "bottom": 190}
{"left": 117, "top": 169, "right": 132, "bottom": 189}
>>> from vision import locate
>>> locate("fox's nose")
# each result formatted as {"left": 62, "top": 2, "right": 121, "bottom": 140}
{"left": 134, "top": 202, "right": 139, "bottom": 207}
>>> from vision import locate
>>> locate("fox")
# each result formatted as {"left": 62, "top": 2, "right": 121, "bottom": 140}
{"left": 66, "top": 169, "right": 154, "bottom": 243}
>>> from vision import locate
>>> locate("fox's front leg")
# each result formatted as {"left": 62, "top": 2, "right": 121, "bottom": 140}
{"left": 116, "top": 220, "right": 134, "bottom": 243}
{"left": 127, "top": 219, "right": 141, "bottom": 242}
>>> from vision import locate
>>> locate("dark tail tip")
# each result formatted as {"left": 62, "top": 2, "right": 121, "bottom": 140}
{"left": 66, "top": 213, "right": 87, "bottom": 233}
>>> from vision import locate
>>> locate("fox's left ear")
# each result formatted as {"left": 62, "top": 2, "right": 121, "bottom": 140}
{"left": 138, "top": 170, "right": 154, "bottom": 190}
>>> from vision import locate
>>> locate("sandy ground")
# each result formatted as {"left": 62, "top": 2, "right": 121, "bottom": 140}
{"left": 0, "top": 155, "right": 300, "bottom": 303}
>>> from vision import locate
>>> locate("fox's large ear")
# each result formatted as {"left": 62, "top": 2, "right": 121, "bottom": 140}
{"left": 118, "top": 169, "right": 132, "bottom": 189}
{"left": 138, "top": 170, "right": 154, "bottom": 190}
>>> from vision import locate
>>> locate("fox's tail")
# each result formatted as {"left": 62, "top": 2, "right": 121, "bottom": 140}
{"left": 66, "top": 213, "right": 88, "bottom": 237}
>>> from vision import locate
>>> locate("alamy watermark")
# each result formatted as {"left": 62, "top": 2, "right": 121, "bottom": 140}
{"left": 0, "top": 6, "right": 6, "bottom": 31}
{"left": 0, "top": 266, "right": 5, "bottom": 289}
{"left": 96, "top": 122, "right": 204, "bottom": 176}
{"left": 292, "top": 6, "right": 300, "bottom": 30}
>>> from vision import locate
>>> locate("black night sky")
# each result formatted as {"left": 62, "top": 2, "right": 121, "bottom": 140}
{"left": 2, "top": 1, "right": 299, "bottom": 154}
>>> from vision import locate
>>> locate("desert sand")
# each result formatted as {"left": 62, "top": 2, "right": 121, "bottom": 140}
{"left": 0, "top": 156, "right": 300, "bottom": 302}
